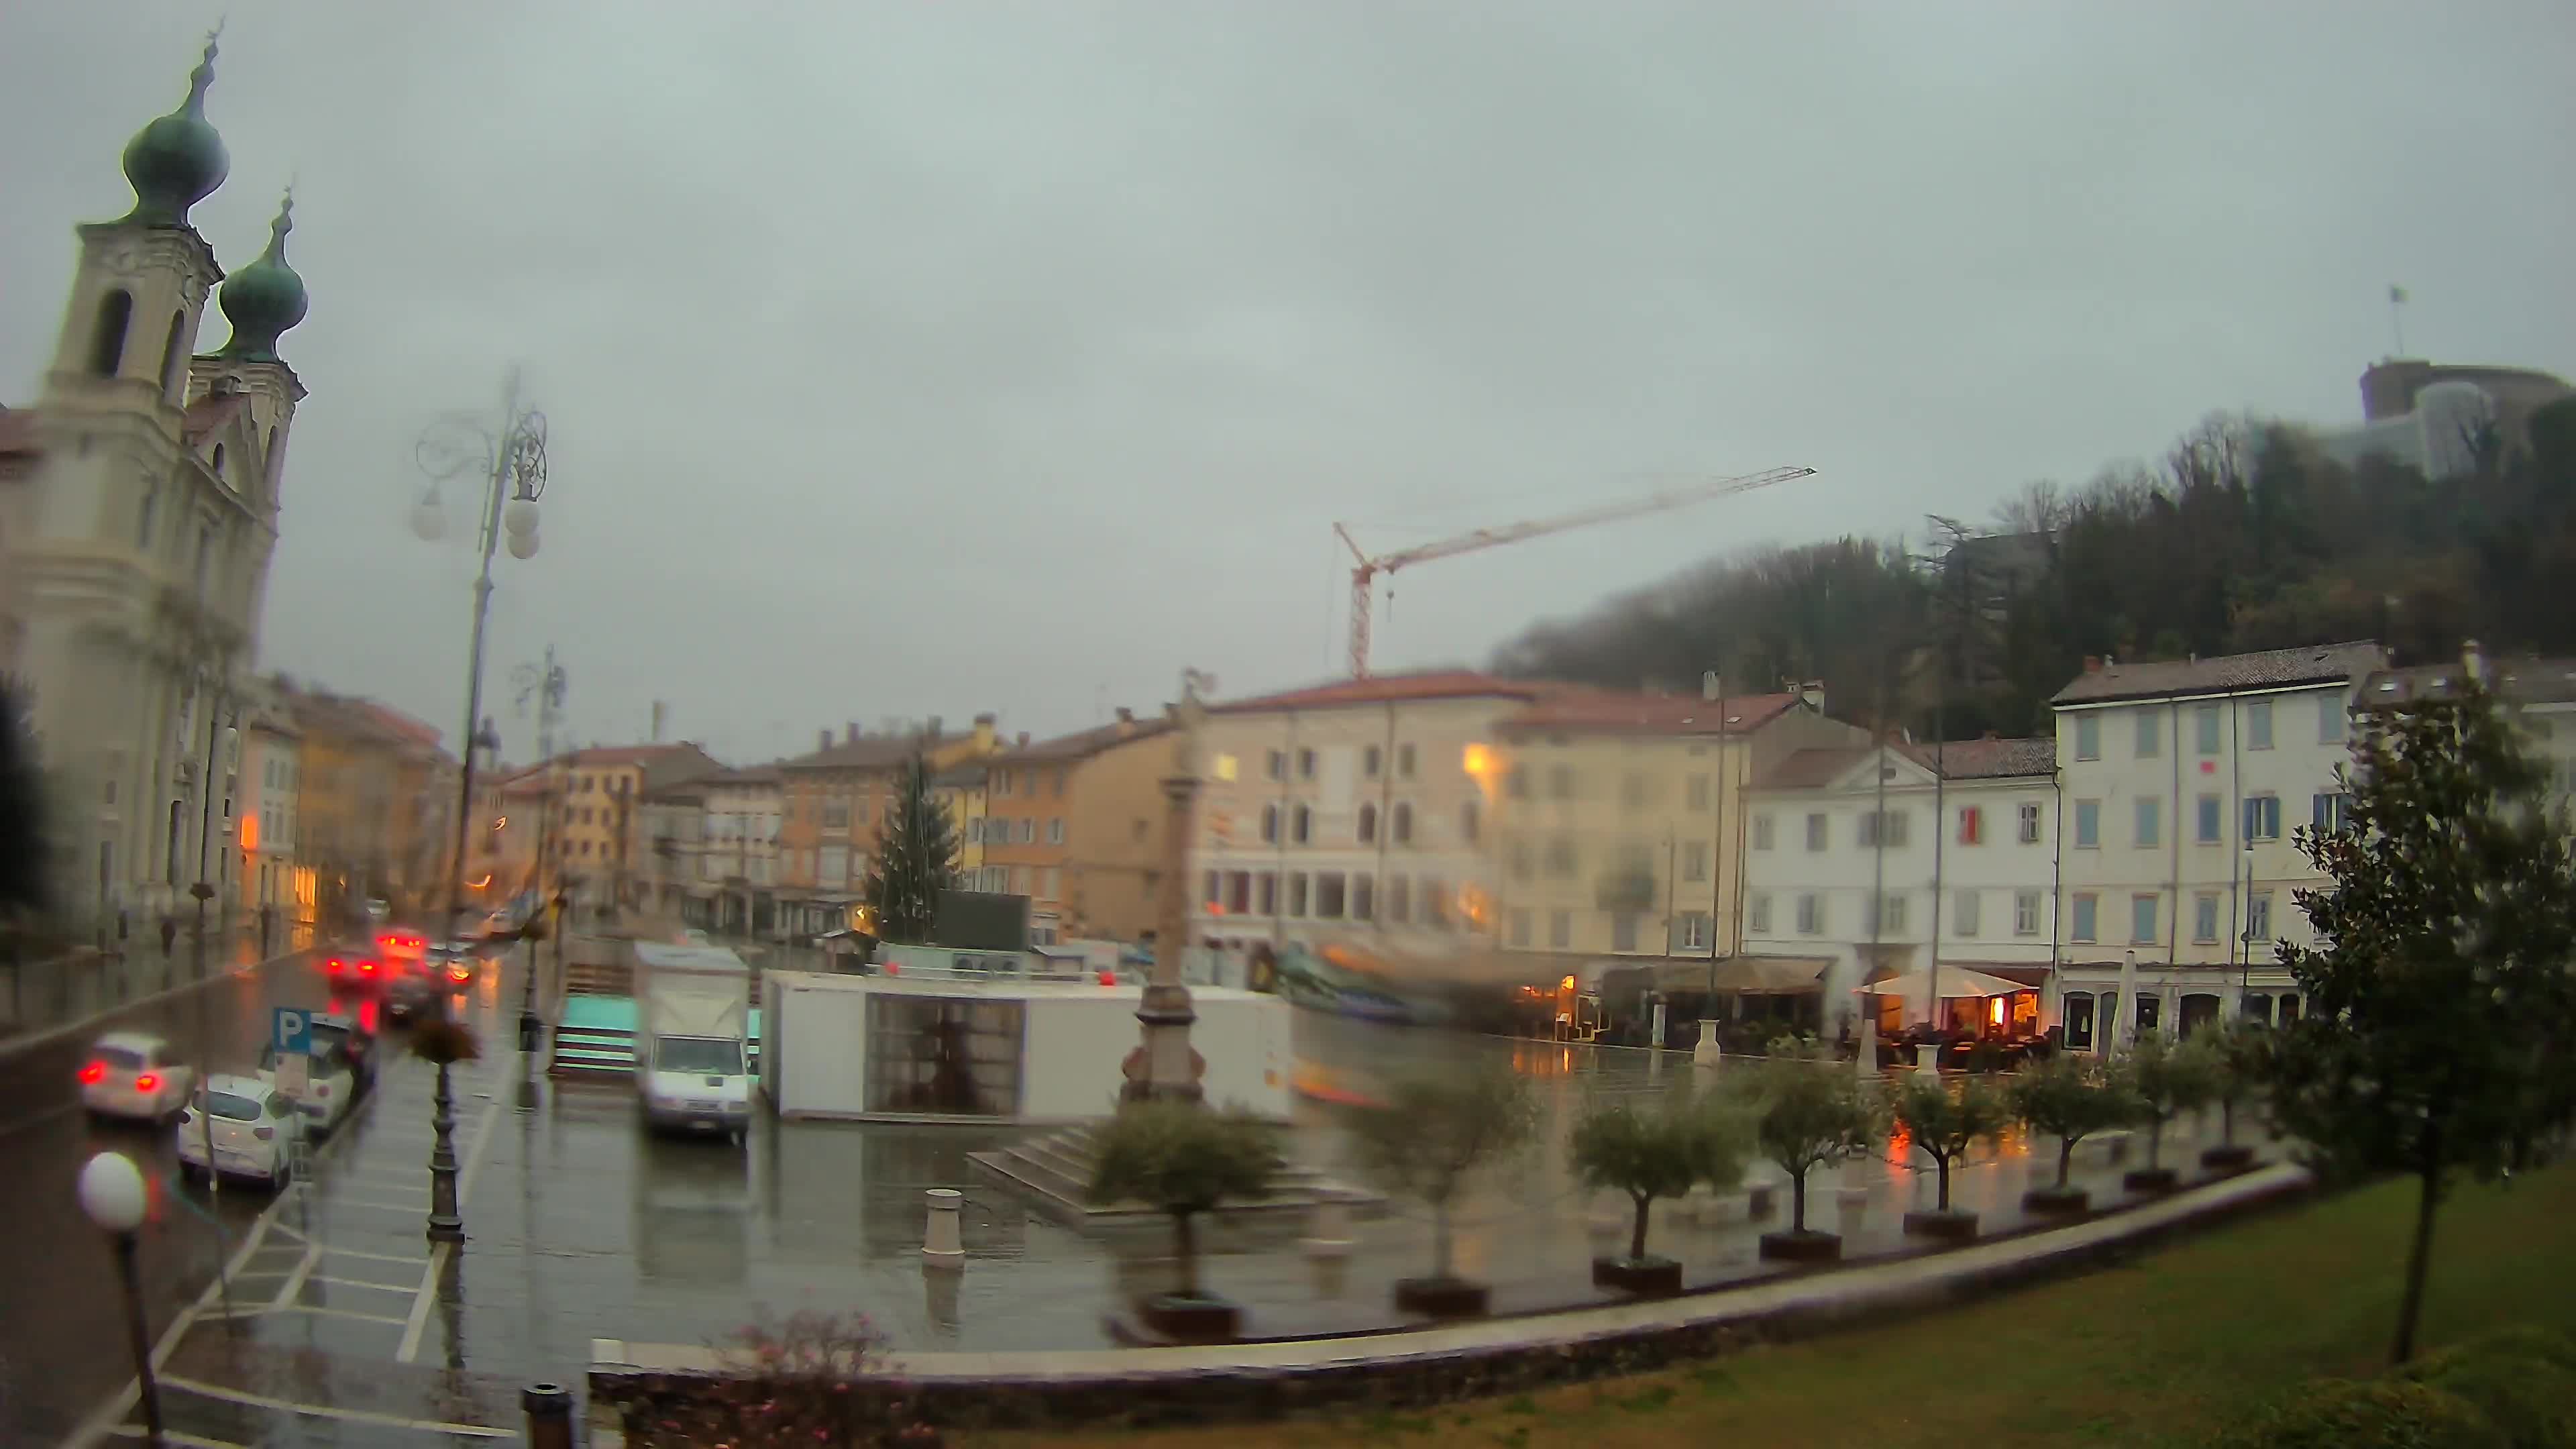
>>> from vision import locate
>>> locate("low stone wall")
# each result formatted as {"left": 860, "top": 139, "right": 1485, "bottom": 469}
{"left": 589, "top": 1162, "right": 2311, "bottom": 1438}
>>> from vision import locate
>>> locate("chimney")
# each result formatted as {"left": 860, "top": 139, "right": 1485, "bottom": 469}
{"left": 972, "top": 712, "right": 996, "bottom": 751}
{"left": 1114, "top": 706, "right": 1135, "bottom": 736}
{"left": 818, "top": 727, "right": 833, "bottom": 751}
{"left": 1016, "top": 731, "right": 1030, "bottom": 749}
{"left": 1797, "top": 679, "right": 1826, "bottom": 714}
{"left": 845, "top": 721, "right": 859, "bottom": 745}
{"left": 2082, "top": 655, "right": 2103, "bottom": 674}
{"left": 2463, "top": 639, "right": 2486, "bottom": 685}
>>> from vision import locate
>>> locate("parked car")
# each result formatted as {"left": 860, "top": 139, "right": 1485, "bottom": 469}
{"left": 176, "top": 1074, "right": 303, "bottom": 1187}
{"left": 257, "top": 1038, "right": 358, "bottom": 1134}
{"left": 309, "top": 1011, "right": 380, "bottom": 1093}
{"left": 80, "top": 1032, "right": 196, "bottom": 1122}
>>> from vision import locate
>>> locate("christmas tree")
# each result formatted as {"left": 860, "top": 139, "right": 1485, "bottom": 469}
{"left": 863, "top": 747, "right": 959, "bottom": 944}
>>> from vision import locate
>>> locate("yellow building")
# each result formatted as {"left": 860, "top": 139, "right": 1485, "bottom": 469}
{"left": 543, "top": 743, "right": 722, "bottom": 915}
{"left": 932, "top": 762, "right": 990, "bottom": 883}
{"left": 1489, "top": 683, "right": 1859, "bottom": 967}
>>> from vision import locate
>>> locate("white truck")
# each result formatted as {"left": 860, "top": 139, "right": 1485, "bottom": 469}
{"left": 631, "top": 942, "right": 755, "bottom": 1144}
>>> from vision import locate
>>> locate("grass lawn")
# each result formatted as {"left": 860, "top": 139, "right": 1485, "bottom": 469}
{"left": 965, "top": 1161, "right": 2576, "bottom": 1449}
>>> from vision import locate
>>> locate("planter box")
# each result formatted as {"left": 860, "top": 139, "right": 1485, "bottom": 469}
{"left": 2200, "top": 1144, "right": 2256, "bottom": 1173}
{"left": 1757, "top": 1230, "right": 1842, "bottom": 1264}
{"left": 1139, "top": 1294, "right": 1241, "bottom": 1344}
{"left": 1901, "top": 1209, "right": 1980, "bottom": 1242}
{"left": 1393, "top": 1277, "right": 1491, "bottom": 1319}
{"left": 2023, "top": 1184, "right": 2090, "bottom": 1215}
{"left": 1590, "top": 1255, "right": 1683, "bottom": 1296}
{"left": 2123, "top": 1167, "right": 2180, "bottom": 1195}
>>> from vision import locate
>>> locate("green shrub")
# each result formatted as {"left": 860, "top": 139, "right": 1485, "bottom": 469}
{"left": 2403, "top": 1338, "right": 2576, "bottom": 1449}
{"left": 2449, "top": 1326, "right": 2576, "bottom": 1375}
{"left": 2214, "top": 1378, "right": 2505, "bottom": 1449}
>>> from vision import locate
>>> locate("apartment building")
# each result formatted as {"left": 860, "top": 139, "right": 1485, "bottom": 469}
{"left": 537, "top": 743, "right": 722, "bottom": 914}
{"left": 235, "top": 692, "right": 307, "bottom": 922}
{"left": 934, "top": 763, "right": 992, "bottom": 890}
{"left": 287, "top": 688, "right": 453, "bottom": 921}
{"left": 2361, "top": 645, "right": 2576, "bottom": 804}
{"left": 775, "top": 714, "right": 1002, "bottom": 935}
{"left": 698, "top": 764, "right": 784, "bottom": 935}
{"left": 1740, "top": 737, "right": 2058, "bottom": 1035}
{"left": 1187, "top": 672, "right": 1560, "bottom": 954}
{"left": 1489, "top": 684, "right": 1860, "bottom": 969}
{"left": 977, "top": 709, "right": 1176, "bottom": 941}
{"left": 2050, "top": 641, "right": 2387, "bottom": 1049}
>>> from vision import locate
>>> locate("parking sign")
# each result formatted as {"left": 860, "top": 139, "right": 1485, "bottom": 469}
{"left": 272, "top": 1006, "right": 312, "bottom": 1056}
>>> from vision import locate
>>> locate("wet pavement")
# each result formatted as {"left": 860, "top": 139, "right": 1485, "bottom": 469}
{"left": 9, "top": 943, "right": 2284, "bottom": 1446}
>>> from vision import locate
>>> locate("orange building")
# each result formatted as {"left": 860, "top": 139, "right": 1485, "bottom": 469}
{"left": 977, "top": 708, "right": 1174, "bottom": 941}
{"left": 774, "top": 714, "right": 1000, "bottom": 937}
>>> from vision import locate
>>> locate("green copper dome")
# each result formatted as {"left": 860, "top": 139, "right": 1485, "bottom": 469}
{"left": 217, "top": 193, "right": 307, "bottom": 363}
{"left": 120, "top": 34, "right": 229, "bottom": 227}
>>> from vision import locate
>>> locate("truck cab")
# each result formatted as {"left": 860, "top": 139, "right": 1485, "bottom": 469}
{"left": 631, "top": 942, "right": 755, "bottom": 1144}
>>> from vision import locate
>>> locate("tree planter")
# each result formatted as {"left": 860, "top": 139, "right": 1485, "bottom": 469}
{"left": 1758, "top": 1229, "right": 1843, "bottom": 1263}
{"left": 1902, "top": 1208, "right": 1980, "bottom": 1242}
{"left": 1393, "top": 1276, "right": 1490, "bottom": 1319}
{"left": 1138, "top": 1293, "right": 1241, "bottom": 1344}
{"left": 2200, "top": 1144, "right": 2256, "bottom": 1172}
{"left": 2023, "top": 1184, "right": 2090, "bottom": 1214}
{"left": 1591, "top": 1255, "right": 1683, "bottom": 1296}
{"left": 2123, "top": 1167, "right": 2180, "bottom": 1194}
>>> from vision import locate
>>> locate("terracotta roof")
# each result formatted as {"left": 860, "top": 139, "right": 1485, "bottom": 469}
{"left": 181, "top": 391, "right": 250, "bottom": 447}
{"left": 1756, "top": 737, "right": 2051, "bottom": 790}
{"left": 1757, "top": 747, "right": 1879, "bottom": 791}
{"left": 987, "top": 716, "right": 1175, "bottom": 765}
{"left": 2361, "top": 658, "right": 2576, "bottom": 709}
{"left": 1499, "top": 690, "right": 1801, "bottom": 737}
{"left": 780, "top": 733, "right": 975, "bottom": 771}
{"left": 1212, "top": 669, "right": 1559, "bottom": 716}
{"left": 2053, "top": 642, "right": 2387, "bottom": 706}
{"left": 353, "top": 700, "right": 444, "bottom": 751}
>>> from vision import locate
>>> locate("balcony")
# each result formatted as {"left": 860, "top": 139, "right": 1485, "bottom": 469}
{"left": 1595, "top": 869, "right": 1656, "bottom": 913}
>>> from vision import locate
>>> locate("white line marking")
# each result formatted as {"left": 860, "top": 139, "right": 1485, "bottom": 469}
{"left": 393, "top": 1240, "right": 449, "bottom": 1364}
{"left": 270, "top": 1244, "right": 319, "bottom": 1311}
{"left": 455, "top": 1097, "right": 502, "bottom": 1208}
{"left": 268, "top": 1304, "right": 412, "bottom": 1327}
{"left": 105, "top": 1426, "right": 248, "bottom": 1448}
{"left": 319, "top": 1244, "right": 427, "bottom": 1265}
{"left": 311, "top": 1274, "right": 416, "bottom": 1293}
{"left": 157, "top": 1376, "right": 513, "bottom": 1438}
{"left": 315, "top": 1198, "right": 427, "bottom": 1213}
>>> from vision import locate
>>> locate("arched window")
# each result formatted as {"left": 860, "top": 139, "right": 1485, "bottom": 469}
{"left": 1392, "top": 802, "right": 1414, "bottom": 845}
{"left": 1291, "top": 804, "right": 1311, "bottom": 844}
{"left": 264, "top": 425, "right": 282, "bottom": 492}
{"left": 89, "top": 289, "right": 134, "bottom": 376}
{"left": 136, "top": 487, "right": 160, "bottom": 551}
{"left": 209, "top": 443, "right": 225, "bottom": 483}
{"left": 1356, "top": 803, "right": 1378, "bottom": 843}
{"left": 158, "top": 311, "right": 189, "bottom": 398}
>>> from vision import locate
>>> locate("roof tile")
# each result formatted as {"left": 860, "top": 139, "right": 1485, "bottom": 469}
{"left": 2051, "top": 642, "right": 2387, "bottom": 706}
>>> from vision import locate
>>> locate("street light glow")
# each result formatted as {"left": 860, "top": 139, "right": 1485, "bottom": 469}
{"left": 77, "top": 1151, "right": 148, "bottom": 1232}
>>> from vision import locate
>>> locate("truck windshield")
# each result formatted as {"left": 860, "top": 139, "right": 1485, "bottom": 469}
{"left": 657, "top": 1038, "right": 743, "bottom": 1076}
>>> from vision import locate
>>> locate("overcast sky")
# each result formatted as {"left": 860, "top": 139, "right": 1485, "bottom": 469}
{"left": 7, "top": 3, "right": 2571, "bottom": 764}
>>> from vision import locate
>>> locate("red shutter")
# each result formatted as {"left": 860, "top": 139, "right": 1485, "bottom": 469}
{"left": 1959, "top": 806, "right": 1982, "bottom": 845}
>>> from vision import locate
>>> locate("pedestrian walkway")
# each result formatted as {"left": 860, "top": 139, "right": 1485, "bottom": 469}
{"left": 3, "top": 922, "right": 315, "bottom": 1051}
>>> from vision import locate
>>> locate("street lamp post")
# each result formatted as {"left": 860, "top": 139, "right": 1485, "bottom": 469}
{"left": 79, "top": 1152, "right": 163, "bottom": 1447}
{"left": 412, "top": 371, "right": 549, "bottom": 1246}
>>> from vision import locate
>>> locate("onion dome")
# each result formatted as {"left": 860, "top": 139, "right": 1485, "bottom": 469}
{"left": 216, "top": 192, "right": 308, "bottom": 363}
{"left": 119, "top": 32, "right": 230, "bottom": 227}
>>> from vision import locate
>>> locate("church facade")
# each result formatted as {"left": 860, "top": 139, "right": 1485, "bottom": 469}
{"left": 0, "top": 34, "right": 313, "bottom": 930}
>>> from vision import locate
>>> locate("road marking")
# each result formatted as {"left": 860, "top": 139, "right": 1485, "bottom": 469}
{"left": 268, "top": 1304, "right": 413, "bottom": 1327}
{"left": 319, "top": 1244, "right": 426, "bottom": 1265}
{"left": 312, "top": 1274, "right": 416, "bottom": 1293}
{"left": 317, "top": 1197, "right": 429, "bottom": 1213}
{"left": 393, "top": 1240, "right": 451, "bottom": 1364}
{"left": 106, "top": 1426, "right": 248, "bottom": 1448}
{"left": 156, "top": 1376, "right": 513, "bottom": 1438}
{"left": 270, "top": 1244, "right": 319, "bottom": 1311}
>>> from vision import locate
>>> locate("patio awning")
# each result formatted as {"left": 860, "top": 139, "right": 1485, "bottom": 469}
{"left": 1709, "top": 955, "right": 1832, "bottom": 996}
{"left": 1857, "top": 966, "right": 2030, "bottom": 1000}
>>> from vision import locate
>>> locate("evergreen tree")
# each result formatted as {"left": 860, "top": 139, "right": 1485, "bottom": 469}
{"left": 863, "top": 749, "right": 957, "bottom": 944}
{"left": 2266, "top": 679, "right": 2576, "bottom": 1364}
{"left": 0, "top": 677, "right": 48, "bottom": 920}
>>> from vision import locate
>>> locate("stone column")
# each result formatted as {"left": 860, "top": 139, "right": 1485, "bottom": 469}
{"left": 1122, "top": 669, "right": 1214, "bottom": 1105}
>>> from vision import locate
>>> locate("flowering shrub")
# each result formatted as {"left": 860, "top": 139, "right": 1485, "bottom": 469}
{"left": 636, "top": 1308, "right": 940, "bottom": 1448}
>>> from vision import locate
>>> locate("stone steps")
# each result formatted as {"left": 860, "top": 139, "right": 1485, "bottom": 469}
{"left": 969, "top": 1122, "right": 1383, "bottom": 1224}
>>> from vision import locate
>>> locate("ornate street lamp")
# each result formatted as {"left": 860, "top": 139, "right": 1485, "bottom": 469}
{"left": 410, "top": 370, "right": 549, "bottom": 1244}
{"left": 79, "top": 1152, "right": 164, "bottom": 1446}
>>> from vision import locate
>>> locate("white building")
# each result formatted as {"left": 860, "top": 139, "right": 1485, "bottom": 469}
{"left": 2361, "top": 646, "right": 2576, "bottom": 807}
{"left": 6, "top": 38, "right": 312, "bottom": 928}
{"left": 2049, "top": 642, "right": 2387, "bottom": 1050}
{"left": 1740, "top": 737, "right": 2059, "bottom": 1037}
{"left": 1188, "top": 672, "right": 1546, "bottom": 955}
{"left": 700, "top": 765, "right": 784, "bottom": 936}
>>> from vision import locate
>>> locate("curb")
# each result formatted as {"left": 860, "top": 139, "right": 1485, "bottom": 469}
{"left": 0, "top": 941, "right": 311, "bottom": 1061}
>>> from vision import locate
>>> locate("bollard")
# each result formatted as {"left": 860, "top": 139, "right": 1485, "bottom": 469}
{"left": 1692, "top": 1020, "right": 1723, "bottom": 1067}
{"left": 522, "top": 1382, "right": 574, "bottom": 1449}
{"left": 1299, "top": 1189, "right": 1354, "bottom": 1258}
{"left": 922, "top": 1187, "right": 965, "bottom": 1266}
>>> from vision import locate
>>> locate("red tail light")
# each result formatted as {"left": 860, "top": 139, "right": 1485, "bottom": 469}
{"left": 1098, "top": 969, "right": 1116, "bottom": 986}
{"left": 360, "top": 960, "right": 378, "bottom": 975}
{"left": 135, "top": 1073, "right": 160, "bottom": 1092}
{"left": 78, "top": 1061, "right": 105, "bottom": 1084}
{"left": 326, "top": 957, "right": 344, "bottom": 973}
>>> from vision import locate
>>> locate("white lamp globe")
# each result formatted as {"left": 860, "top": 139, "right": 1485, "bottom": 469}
{"left": 506, "top": 529, "right": 539, "bottom": 561}
{"left": 503, "top": 499, "right": 540, "bottom": 537}
{"left": 78, "top": 1151, "right": 148, "bottom": 1232}
{"left": 410, "top": 498, "right": 447, "bottom": 542}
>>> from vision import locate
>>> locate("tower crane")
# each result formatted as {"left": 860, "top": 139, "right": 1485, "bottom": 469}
{"left": 1332, "top": 464, "right": 1816, "bottom": 678}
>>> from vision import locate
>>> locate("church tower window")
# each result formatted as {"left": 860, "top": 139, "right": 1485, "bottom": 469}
{"left": 158, "top": 311, "right": 189, "bottom": 398}
{"left": 89, "top": 289, "right": 133, "bottom": 377}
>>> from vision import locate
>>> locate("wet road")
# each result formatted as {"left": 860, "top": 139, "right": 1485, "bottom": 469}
{"left": 0, "top": 937, "right": 392, "bottom": 1442}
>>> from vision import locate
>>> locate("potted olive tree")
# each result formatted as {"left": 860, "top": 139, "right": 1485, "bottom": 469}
{"left": 1890, "top": 1071, "right": 2012, "bottom": 1242}
{"left": 2008, "top": 1052, "right": 2143, "bottom": 1214}
{"left": 1087, "top": 1099, "right": 1279, "bottom": 1343}
{"left": 2198, "top": 1019, "right": 2271, "bottom": 1172}
{"left": 1345, "top": 1062, "right": 1539, "bottom": 1318}
{"left": 2123, "top": 1029, "right": 2217, "bottom": 1194}
{"left": 1741, "top": 1036, "right": 1886, "bottom": 1263}
{"left": 1569, "top": 1089, "right": 1748, "bottom": 1296}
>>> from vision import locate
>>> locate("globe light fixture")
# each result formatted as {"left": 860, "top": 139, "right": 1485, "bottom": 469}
{"left": 506, "top": 529, "right": 539, "bottom": 561}
{"left": 79, "top": 1150, "right": 164, "bottom": 1443}
{"left": 503, "top": 497, "right": 539, "bottom": 538}
{"left": 78, "top": 1150, "right": 148, "bottom": 1232}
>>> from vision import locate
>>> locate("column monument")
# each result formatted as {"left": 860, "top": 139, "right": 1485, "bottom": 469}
{"left": 1121, "top": 667, "right": 1215, "bottom": 1104}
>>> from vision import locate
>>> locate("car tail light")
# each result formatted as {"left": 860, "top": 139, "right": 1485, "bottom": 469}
{"left": 448, "top": 965, "right": 472, "bottom": 983}
{"left": 360, "top": 960, "right": 378, "bottom": 975}
{"left": 78, "top": 1061, "right": 105, "bottom": 1083}
{"left": 254, "top": 1126, "right": 275, "bottom": 1140}
{"left": 135, "top": 1073, "right": 160, "bottom": 1092}
{"left": 326, "top": 957, "right": 344, "bottom": 973}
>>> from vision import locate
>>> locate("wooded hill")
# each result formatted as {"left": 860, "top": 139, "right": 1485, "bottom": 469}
{"left": 1491, "top": 398, "right": 2576, "bottom": 741}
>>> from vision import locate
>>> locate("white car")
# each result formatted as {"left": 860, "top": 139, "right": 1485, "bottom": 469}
{"left": 176, "top": 1074, "right": 303, "bottom": 1188}
{"left": 80, "top": 1032, "right": 197, "bottom": 1122}
{"left": 257, "top": 1041, "right": 356, "bottom": 1134}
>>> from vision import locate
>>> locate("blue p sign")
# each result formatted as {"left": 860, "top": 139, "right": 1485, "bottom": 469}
{"left": 272, "top": 1006, "right": 312, "bottom": 1056}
